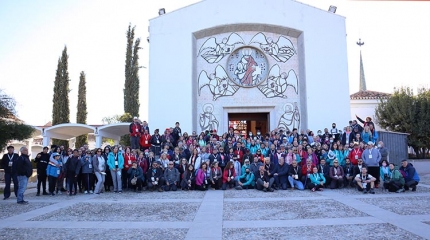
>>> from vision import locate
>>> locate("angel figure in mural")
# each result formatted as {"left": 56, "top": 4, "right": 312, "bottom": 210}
{"left": 277, "top": 102, "right": 300, "bottom": 132}
{"left": 258, "top": 65, "right": 298, "bottom": 98}
{"left": 199, "top": 103, "right": 219, "bottom": 132}
{"left": 250, "top": 32, "right": 296, "bottom": 63}
{"left": 198, "top": 65, "right": 240, "bottom": 100}
{"left": 198, "top": 33, "right": 245, "bottom": 63}
{"left": 234, "top": 48, "right": 262, "bottom": 86}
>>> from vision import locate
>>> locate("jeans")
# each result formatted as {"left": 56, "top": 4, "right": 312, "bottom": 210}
{"left": 94, "top": 172, "right": 106, "bottom": 194}
{"left": 111, "top": 169, "right": 122, "bottom": 192}
{"left": 17, "top": 175, "right": 28, "bottom": 202}
{"left": 83, "top": 173, "right": 93, "bottom": 191}
{"left": 288, "top": 176, "right": 304, "bottom": 190}
{"left": 4, "top": 173, "right": 18, "bottom": 198}
{"left": 256, "top": 178, "right": 274, "bottom": 190}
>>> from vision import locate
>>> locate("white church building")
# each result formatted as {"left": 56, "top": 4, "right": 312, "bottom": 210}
{"left": 148, "top": 0, "right": 351, "bottom": 134}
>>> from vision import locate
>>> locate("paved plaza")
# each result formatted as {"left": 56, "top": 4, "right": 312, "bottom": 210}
{"left": 1, "top": 168, "right": 430, "bottom": 239}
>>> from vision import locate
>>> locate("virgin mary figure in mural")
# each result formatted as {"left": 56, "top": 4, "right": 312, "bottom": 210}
{"left": 277, "top": 102, "right": 300, "bottom": 132}
{"left": 199, "top": 103, "right": 219, "bottom": 132}
{"left": 233, "top": 48, "right": 261, "bottom": 86}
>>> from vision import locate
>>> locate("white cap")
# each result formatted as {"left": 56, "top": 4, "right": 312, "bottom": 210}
{"left": 133, "top": 116, "right": 138, "bottom": 120}
{"left": 367, "top": 141, "right": 374, "bottom": 145}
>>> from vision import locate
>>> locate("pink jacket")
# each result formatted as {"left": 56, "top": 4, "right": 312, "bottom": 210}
{"left": 195, "top": 169, "right": 206, "bottom": 186}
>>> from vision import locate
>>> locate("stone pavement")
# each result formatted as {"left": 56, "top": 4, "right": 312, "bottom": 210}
{"left": 0, "top": 173, "right": 430, "bottom": 240}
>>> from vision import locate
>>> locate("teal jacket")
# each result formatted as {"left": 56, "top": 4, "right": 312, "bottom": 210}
{"left": 107, "top": 152, "right": 124, "bottom": 170}
{"left": 239, "top": 171, "right": 255, "bottom": 186}
{"left": 309, "top": 172, "right": 326, "bottom": 185}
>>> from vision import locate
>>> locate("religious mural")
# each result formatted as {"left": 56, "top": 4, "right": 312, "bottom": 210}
{"left": 199, "top": 103, "right": 219, "bottom": 131}
{"left": 196, "top": 31, "right": 301, "bottom": 132}
{"left": 277, "top": 102, "right": 300, "bottom": 132}
{"left": 198, "top": 33, "right": 245, "bottom": 64}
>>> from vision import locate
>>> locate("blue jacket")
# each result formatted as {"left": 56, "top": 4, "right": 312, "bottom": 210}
{"left": 46, "top": 161, "right": 60, "bottom": 177}
{"left": 80, "top": 155, "right": 94, "bottom": 174}
{"left": 107, "top": 152, "right": 124, "bottom": 170}
{"left": 239, "top": 171, "right": 255, "bottom": 186}
{"left": 400, "top": 163, "right": 420, "bottom": 183}
{"left": 309, "top": 172, "right": 326, "bottom": 185}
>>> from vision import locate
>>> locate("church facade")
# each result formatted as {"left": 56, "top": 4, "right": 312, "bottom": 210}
{"left": 148, "top": 0, "right": 351, "bottom": 134}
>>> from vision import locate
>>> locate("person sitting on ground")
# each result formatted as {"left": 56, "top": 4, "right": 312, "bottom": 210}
{"left": 317, "top": 158, "right": 331, "bottom": 187}
{"left": 164, "top": 161, "right": 179, "bottom": 191}
{"left": 399, "top": 159, "right": 420, "bottom": 191}
{"left": 146, "top": 161, "right": 164, "bottom": 192}
{"left": 181, "top": 164, "right": 195, "bottom": 191}
{"left": 238, "top": 166, "right": 255, "bottom": 189}
{"left": 273, "top": 157, "right": 289, "bottom": 190}
{"left": 301, "top": 158, "right": 315, "bottom": 185}
{"left": 343, "top": 158, "right": 354, "bottom": 187}
{"left": 329, "top": 159, "right": 344, "bottom": 189}
{"left": 210, "top": 161, "right": 222, "bottom": 190}
{"left": 128, "top": 162, "right": 144, "bottom": 192}
{"left": 308, "top": 167, "right": 326, "bottom": 192}
{"left": 196, "top": 162, "right": 210, "bottom": 191}
{"left": 354, "top": 166, "right": 376, "bottom": 194}
{"left": 288, "top": 160, "right": 304, "bottom": 190}
{"left": 222, "top": 161, "right": 240, "bottom": 190}
{"left": 383, "top": 163, "right": 405, "bottom": 193}
{"left": 256, "top": 166, "right": 274, "bottom": 192}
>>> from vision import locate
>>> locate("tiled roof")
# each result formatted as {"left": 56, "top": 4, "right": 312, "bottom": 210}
{"left": 350, "top": 90, "right": 391, "bottom": 100}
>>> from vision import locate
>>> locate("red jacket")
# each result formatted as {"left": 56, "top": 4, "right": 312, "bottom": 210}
{"left": 129, "top": 122, "right": 142, "bottom": 137}
{"left": 222, "top": 167, "right": 236, "bottom": 183}
{"left": 123, "top": 153, "right": 136, "bottom": 170}
{"left": 302, "top": 164, "right": 316, "bottom": 177}
{"left": 137, "top": 157, "right": 148, "bottom": 174}
{"left": 233, "top": 148, "right": 244, "bottom": 164}
{"left": 140, "top": 134, "right": 151, "bottom": 148}
{"left": 348, "top": 148, "right": 363, "bottom": 165}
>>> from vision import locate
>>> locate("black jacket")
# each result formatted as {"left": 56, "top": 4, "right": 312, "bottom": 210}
{"left": 1, "top": 153, "right": 19, "bottom": 174}
{"left": 65, "top": 156, "right": 81, "bottom": 175}
{"left": 15, "top": 154, "right": 32, "bottom": 177}
{"left": 353, "top": 164, "right": 367, "bottom": 177}
{"left": 317, "top": 164, "right": 331, "bottom": 177}
{"left": 288, "top": 165, "right": 303, "bottom": 180}
{"left": 146, "top": 167, "right": 163, "bottom": 182}
{"left": 34, "top": 152, "right": 50, "bottom": 174}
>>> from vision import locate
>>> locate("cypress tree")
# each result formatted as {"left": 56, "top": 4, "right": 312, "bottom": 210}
{"left": 75, "top": 71, "right": 87, "bottom": 148}
{"left": 52, "top": 46, "right": 70, "bottom": 148}
{"left": 124, "top": 24, "right": 141, "bottom": 117}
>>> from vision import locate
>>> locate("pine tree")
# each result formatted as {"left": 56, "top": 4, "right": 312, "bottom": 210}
{"left": 52, "top": 46, "right": 71, "bottom": 148}
{"left": 75, "top": 71, "right": 88, "bottom": 148}
{"left": 124, "top": 24, "right": 141, "bottom": 118}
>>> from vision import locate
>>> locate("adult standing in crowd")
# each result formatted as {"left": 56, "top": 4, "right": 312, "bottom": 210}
{"left": 362, "top": 142, "right": 381, "bottom": 187}
{"left": 34, "top": 146, "right": 50, "bottom": 196}
{"left": 1, "top": 146, "right": 19, "bottom": 200}
{"left": 107, "top": 146, "right": 124, "bottom": 193}
{"left": 92, "top": 148, "right": 106, "bottom": 194}
{"left": 377, "top": 141, "right": 389, "bottom": 165}
{"left": 65, "top": 149, "right": 81, "bottom": 196}
{"left": 129, "top": 116, "right": 142, "bottom": 151}
{"left": 15, "top": 146, "right": 32, "bottom": 204}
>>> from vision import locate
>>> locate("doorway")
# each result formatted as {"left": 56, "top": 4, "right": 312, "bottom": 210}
{"left": 228, "top": 112, "right": 269, "bottom": 136}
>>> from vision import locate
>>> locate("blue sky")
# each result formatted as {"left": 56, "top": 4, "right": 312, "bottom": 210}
{"left": 1, "top": 0, "right": 429, "bottom": 126}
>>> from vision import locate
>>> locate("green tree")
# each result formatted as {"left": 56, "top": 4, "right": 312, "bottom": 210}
{"left": 75, "top": 71, "right": 88, "bottom": 148}
{"left": 124, "top": 24, "right": 141, "bottom": 118}
{"left": 52, "top": 46, "right": 71, "bottom": 148}
{"left": 376, "top": 87, "right": 430, "bottom": 158}
{"left": 0, "top": 90, "right": 34, "bottom": 150}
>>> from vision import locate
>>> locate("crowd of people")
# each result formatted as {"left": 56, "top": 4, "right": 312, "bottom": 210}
{"left": 1, "top": 115, "right": 421, "bottom": 204}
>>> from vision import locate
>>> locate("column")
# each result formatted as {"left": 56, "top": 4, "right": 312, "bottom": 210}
{"left": 95, "top": 135, "right": 102, "bottom": 148}
{"left": 43, "top": 134, "right": 51, "bottom": 148}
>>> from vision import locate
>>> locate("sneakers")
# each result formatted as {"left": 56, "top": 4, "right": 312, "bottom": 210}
{"left": 363, "top": 189, "right": 368, "bottom": 194}
{"left": 89, "top": 190, "right": 93, "bottom": 194}
{"left": 57, "top": 191, "right": 62, "bottom": 195}
{"left": 263, "top": 188, "right": 267, "bottom": 192}
{"left": 50, "top": 193, "right": 55, "bottom": 196}
{"left": 84, "top": 191, "right": 88, "bottom": 194}
{"left": 36, "top": 192, "right": 40, "bottom": 196}
{"left": 396, "top": 188, "right": 405, "bottom": 193}
{"left": 17, "top": 201, "right": 29, "bottom": 205}
{"left": 369, "top": 189, "right": 375, "bottom": 194}
{"left": 268, "top": 188, "right": 274, "bottom": 192}
{"left": 118, "top": 191, "right": 123, "bottom": 194}
{"left": 412, "top": 186, "right": 417, "bottom": 192}
{"left": 43, "top": 192, "right": 49, "bottom": 196}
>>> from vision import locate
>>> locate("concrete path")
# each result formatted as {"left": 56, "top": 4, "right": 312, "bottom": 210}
{"left": 1, "top": 173, "right": 430, "bottom": 239}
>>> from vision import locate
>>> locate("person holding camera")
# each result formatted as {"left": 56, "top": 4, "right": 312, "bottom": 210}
{"left": 128, "top": 161, "right": 144, "bottom": 192}
{"left": 146, "top": 161, "right": 164, "bottom": 192}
